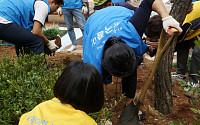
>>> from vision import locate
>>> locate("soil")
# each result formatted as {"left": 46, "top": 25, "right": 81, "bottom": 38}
{"left": 0, "top": 45, "right": 199, "bottom": 125}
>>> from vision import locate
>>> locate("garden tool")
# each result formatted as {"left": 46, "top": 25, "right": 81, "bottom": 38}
{"left": 119, "top": 28, "right": 178, "bottom": 125}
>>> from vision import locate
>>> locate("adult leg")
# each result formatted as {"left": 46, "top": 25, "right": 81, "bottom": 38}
{"left": 176, "top": 49, "right": 189, "bottom": 75}
{"left": 122, "top": 67, "right": 137, "bottom": 104}
{"left": 189, "top": 44, "right": 200, "bottom": 84}
{"left": 73, "top": 8, "right": 86, "bottom": 35}
{"left": 62, "top": 9, "right": 77, "bottom": 45}
{"left": 0, "top": 23, "right": 44, "bottom": 56}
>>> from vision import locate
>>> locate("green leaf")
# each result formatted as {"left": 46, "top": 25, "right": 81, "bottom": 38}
{"left": 193, "top": 115, "right": 198, "bottom": 120}
{"left": 178, "top": 120, "right": 187, "bottom": 125}
{"left": 191, "top": 99, "right": 196, "bottom": 105}
{"left": 190, "top": 108, "right": 200, "bottom": 114}
{"left": 172, "top": 121, "right": 178, "bottom": 125}
{"left": 188, "top": 99, "right": 191, "bottom": 104}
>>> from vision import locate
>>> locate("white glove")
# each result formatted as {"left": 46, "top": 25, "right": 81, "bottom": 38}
{"left": 47, "top": 40, "right": 59, "bottom": 51}
{"left": 162, "top": 16, "right": 183, "bottom": 36}
{"left": 57, "top": 7, "right": 62, "bottom": 17}
{"left": 82, "top": 6, "right": 88, "bottom": 15}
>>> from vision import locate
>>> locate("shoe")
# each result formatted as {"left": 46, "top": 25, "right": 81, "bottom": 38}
{"left": 172, "top": 94, "right": 179, "bottom": 97}
{"left": 184, "top": 81, "right": 199, "bottom": 91}
{"left": 171, "top": 72, "right": 186, "bottom": 82}
{"left": 138, "top": 112, "right": 147, "bottom": 120}
{"left": 67, "top": 45, "right": 77, "bottom": 52}
{"left": 123, "top": 102, "right": 147, "bottom": 121}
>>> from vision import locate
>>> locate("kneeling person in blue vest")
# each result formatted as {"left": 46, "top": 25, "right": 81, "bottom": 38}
{"left": 83, "top": 0, "right": 182, "bottom": 120}
{"left": 0, "top": 0, "right": 64, "bottom": 56}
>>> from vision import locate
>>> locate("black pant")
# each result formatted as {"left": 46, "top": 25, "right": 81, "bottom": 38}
{"left": 102, "top": 57, "right": 140, "bottom": 98}
{"left": 0, "top": 23, "right": 44, "bottom": 56}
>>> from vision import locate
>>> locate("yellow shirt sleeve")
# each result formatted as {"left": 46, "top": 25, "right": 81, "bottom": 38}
{"left": 183, "top": 1, "right": 200, "bottom": 40}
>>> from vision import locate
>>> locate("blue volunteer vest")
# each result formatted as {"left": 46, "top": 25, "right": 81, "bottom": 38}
{"left": 0, "top": 0, "right": 50, "bottom": 31}
{"left": 62, "top": 0, "right": 83, "bottom": 9}
{"left": 112, "top": 0, "right": 126, "bottom": 3}
{"left": 83, "top": 6, "right": 148, "bottom": 75}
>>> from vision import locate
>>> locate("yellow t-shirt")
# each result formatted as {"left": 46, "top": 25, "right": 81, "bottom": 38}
{"left": 183, "top": 1, "right": 200, "bottom": 40}
{"left": 18, "top": 98, "right": 97, "bottom": 125}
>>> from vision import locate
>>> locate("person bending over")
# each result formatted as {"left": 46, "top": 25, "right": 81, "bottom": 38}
{"left": 0, "top": 0, "right": 64, "bottom": 56}
{"left": 83, "top": 0, "right": 182, "bottom": 120}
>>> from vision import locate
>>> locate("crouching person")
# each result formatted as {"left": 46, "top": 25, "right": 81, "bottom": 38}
{"left": 18, "top": 60, "right": 104, "bottom": 125}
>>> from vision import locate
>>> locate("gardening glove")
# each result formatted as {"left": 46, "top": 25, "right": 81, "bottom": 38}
{"left": 162, "top": 16, "right": 182, "bottom": 36}
{"left": 47, "top": 40, "right": 59, "bottom": 52}
{"left": 82, "top": 5, "right": 88, "bottom": 15}
{"left": 57, "top": 7, "right": 63, "bottom": 17}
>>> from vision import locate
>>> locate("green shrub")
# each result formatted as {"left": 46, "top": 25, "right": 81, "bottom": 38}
{"left": 0, "top": 51, "right": 116, "bottom": 125}
{"left": 43, "top": 28, "right": 59, "bottom": 40}
{"left": 0, "top": 53, "right": 63, "bottom": 125}
{"left": 42, "top": 25, "right": 66, "bottom": 40}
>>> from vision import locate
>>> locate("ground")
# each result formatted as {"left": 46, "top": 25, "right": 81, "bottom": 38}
{"left": 0, "top": 45, "right": 199, "bottom": 125}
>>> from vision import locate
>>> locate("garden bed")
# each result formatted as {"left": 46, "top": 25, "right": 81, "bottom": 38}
{"left": 0, "top": 45, "right": 199, "bottom": 125}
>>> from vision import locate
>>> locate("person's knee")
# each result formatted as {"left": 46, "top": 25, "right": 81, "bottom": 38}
{"left": 28, "top": 36, "right": 44, "bottom": 55}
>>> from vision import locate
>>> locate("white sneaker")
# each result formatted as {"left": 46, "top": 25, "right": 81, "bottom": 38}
{"left": 67, "top": 45, "right": 77, "bottom": 52}
{"left": 184, "top": 81, "right": 199, "bottom": 91}
{"left": 171, "top": 72, "right": 186, "bottom": 82}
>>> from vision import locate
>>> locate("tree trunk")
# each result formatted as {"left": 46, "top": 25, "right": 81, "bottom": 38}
{"left": 154, "top": 0, "right": 192, "bottom": 115}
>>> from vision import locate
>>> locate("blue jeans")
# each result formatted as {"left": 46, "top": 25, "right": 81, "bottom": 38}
{"left": 62, "top": 8, "right": 86, "bottom": 45}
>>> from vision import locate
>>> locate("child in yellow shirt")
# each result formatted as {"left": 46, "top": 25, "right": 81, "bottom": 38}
{"left": 19, "top": 60, "right": 104, "bottom": 125}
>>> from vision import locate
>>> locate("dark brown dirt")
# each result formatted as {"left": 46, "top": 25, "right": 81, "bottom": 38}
{"left": 0, "top": 45, "right": 199, "bottom": 125}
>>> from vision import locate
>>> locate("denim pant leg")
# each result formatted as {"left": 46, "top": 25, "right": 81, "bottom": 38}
{"left": 176, "top": 49, "right": 189, "bottom": 75}
{"left": 72, "top": 8, "right": 86, "bottom": 35}
{"left": 62, "top": 9, "right": 77, "bottom": 45}
{"left": 189, "top": 45, "right": 200, "bottom": 83}
{"left": 0, "top": 23, "right": 44, "bottom": 56}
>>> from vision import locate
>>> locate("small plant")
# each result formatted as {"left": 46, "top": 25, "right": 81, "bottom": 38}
{"left": 89, "top": 107, "right": 112, "bottom": 125}
{"left": 42, "top": 25, "right": 66, "bottom": 40}
{"left": 170, "top": 73, "right": 200, "bottom": 125}
{"left": 42, "top": 25, "right": 63, "bottom": 55}
{"left": 0, "top": 40, "right": 3, "bottom": 45}
{"left": 43, "top": 28, "right": 59, "bottom": 40}
{"left": 89, "top": 94, "right": 125, "bottom": 124}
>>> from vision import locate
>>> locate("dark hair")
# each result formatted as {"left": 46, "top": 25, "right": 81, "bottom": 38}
{"left": 55, "top": 0, "right": 64, "bottom": 5}
{"left": 53, "top": 60, "right": 104, "bottom": 113}
{"left": 145, "top": 15, "right": 162, "bottom": 38}
{"left": 94, "top": 0, "right": 112, "bottom": 10}
{"left": 103, "top": 0, "right": 112, "bottom": 6}
{"left": 102, "top": 37, "right": 136, "bottom": 77}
